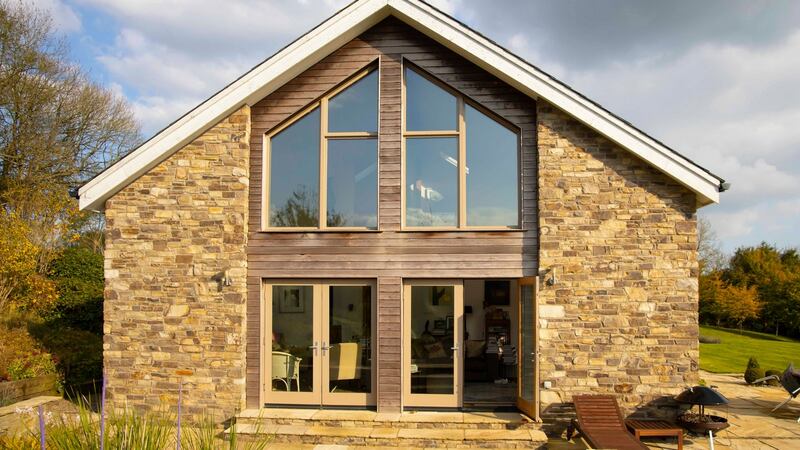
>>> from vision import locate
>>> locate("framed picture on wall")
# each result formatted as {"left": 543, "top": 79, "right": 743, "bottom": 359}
{"left": 484, "top": 280, "right": 510, "bottom": 306}
{"left": 279, "top": 287, "right": 305, "bottom": 313}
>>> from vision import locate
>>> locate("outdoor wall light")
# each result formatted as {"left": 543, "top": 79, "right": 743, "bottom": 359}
{"left": 546, "top": 267, "right": 557, "bottom": 286}
{"left": 212, "top": 269, "right": 233, "bottom": 289}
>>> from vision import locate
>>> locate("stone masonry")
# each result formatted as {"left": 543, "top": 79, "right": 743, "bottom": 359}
{"left": 536, "top": 101, "right": 700, "bottom": 413}
{"left": 103, "top": 106, "right": 250, "bottom": 419}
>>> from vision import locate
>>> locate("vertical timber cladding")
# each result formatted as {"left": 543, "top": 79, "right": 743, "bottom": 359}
{"left": 246, "top": 18, "right": 538, "bottom": 410}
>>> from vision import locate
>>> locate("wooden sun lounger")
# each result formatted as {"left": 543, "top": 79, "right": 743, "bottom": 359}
{"left": 566, "top": 395, "right": 649, "bottom": 450}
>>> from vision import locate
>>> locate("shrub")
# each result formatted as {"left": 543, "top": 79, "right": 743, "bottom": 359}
{"left": 0, "top": 324, "right": 59, "bottom": 382}
{"left": 6, "top": 352, "right": 58, "bottom": 381}
{"left": 699, "top": 335, "right": 721, "bottom": 344}
{"left": 28, "top": 323, "right": 102, "bottom": 389}
{"left": 0, "top": 212, "right": 58, "bottom": 315}
{"left": 46, "top": 246, "right": 104, "bottom": 334}
{"left": 744, "top": 356, "right": 765, "bottom": 384}
{"left": 764, "top": 369, "right": 782, "bottom": 386}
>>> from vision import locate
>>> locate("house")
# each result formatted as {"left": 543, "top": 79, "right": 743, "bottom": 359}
{"left": 79, "top": 0, "right": 725, "bottom": 422}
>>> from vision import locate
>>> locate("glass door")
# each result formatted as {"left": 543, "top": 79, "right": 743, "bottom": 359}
{"left": 322, "top": 282, "right": 376, "bottom": 406}
{"left": 264, "top": 281, "right": 376, "bottom": 406}
{"left": 516, "top": 276, "right": 539, "bottom": 419}
{"left": 403, "top": 280, "right": 463, "bottom": 408}
{"left": 265, "top": 283, "right": 322, "bottom": 405}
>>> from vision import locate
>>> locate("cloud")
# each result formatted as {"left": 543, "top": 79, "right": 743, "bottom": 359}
{"left": 31, "top": 0, "right": 81, "bottom": 32}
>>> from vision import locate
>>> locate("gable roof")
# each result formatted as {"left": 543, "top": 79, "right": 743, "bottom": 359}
{"left": 78, "top": 0, "right": 725, "bottom": 211}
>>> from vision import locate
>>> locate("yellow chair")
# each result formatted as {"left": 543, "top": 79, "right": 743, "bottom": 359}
{"left": 329, "top": 342, "right": 361, "bottom": 392}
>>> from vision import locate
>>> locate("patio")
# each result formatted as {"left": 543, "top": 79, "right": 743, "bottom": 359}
{"left": 549, "top": 370, "right": 800, "bottom": 450}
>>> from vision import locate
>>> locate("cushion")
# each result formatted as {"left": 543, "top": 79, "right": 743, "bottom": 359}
{"left": 424, "top": 342, "right": 447, "bottom": 359}
{"left": 465, "top": 340, "right": 485, "bottom": 358}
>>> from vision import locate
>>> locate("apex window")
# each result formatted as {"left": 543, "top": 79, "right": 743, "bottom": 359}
{"left": 403, "top": 64, "right": 520, "bottom": 229}
{"left": 264, "top": 68, "right": 379, "bottom": 230}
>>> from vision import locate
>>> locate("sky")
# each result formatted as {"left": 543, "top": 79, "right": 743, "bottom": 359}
{"left": 31, "top": 0, "right": 800, "bottom": 253}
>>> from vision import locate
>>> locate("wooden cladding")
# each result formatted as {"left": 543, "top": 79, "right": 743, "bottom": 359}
{"left": 246, "top": 17, "right": 538, "bottom": 409}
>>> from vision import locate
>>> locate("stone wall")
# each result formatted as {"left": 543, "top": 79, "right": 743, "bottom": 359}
{"left": 536, "top": 101, "right": 700, "bottom": 413}
{"left": 103, "top": 106, "right": 250, "bottom": 419}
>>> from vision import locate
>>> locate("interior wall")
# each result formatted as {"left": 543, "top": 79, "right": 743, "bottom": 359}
{"left": 463, "top": 279, "right": 518, "bottom": 347}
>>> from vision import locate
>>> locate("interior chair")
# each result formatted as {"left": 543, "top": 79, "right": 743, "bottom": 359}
{"left": 329, "top": 342, "right": 361, "bottom": 392}
{"left": 272, "top": 351, "right": 301, "bottom": 391}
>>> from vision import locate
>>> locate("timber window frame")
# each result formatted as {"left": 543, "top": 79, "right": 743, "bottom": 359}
{"left": 262, "top": 66, "right": 379, "bottom": 231}
{"left": 401, "top": 62, "right": 522, "bottom": 230}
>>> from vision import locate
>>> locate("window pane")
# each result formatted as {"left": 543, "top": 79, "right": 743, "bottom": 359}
{"left": 268, "top": 108, "right": 320, "bottom": 227}
{"left": 410, "top": 285, "right": 455, "bottom": 394}
{"left": 405, "top": 67, "right": 457, "bottom": 131}
{"left": 327, "top": 139, "right": 377, "bottom": 228}
{"left": 405, "top": 137, "right": 458, "bottom": 227}
{"left": 328, "top": 71, "right": 378, "bottom": 133}
{"left": 271, "top": 285, "right": 314, "bottom": 392}
{"left": 465, "top": 105, "right": 518, "bottom": 227}
{"left": 328, "top": 285, "right": 372, "bottom": 394}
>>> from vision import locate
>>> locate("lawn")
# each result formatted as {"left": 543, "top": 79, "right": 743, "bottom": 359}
{"left": 700, "top": 325, "right": 800, "bottom": 374}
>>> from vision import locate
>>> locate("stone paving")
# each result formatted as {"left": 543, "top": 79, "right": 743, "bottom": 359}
{"left": 550, "top": 371, "right": 800, "bottom": 450}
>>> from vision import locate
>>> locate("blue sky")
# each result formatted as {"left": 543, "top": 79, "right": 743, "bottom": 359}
{"left": 33, "top": 0, "right": 800, "bottom": 254}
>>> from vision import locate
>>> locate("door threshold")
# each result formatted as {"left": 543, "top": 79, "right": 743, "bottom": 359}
{"left": 262, "top": 404, "right": 376, "bottom": 411}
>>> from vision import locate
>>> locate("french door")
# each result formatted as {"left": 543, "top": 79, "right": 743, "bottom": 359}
{"left": 516, "top": 276, "right": 539, "bottom": 420}
{"left": 403, "top": 280, "right": 464, "bottom": 408}
{"left": 263, "top": 280, "right": 376, "bottom": 406}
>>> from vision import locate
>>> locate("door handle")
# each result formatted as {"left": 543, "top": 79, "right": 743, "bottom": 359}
{"left": 308, "top": 341, "right": 318, "bottom": 356}
{"left": 321, "top": 342, "right": 330, "bottom": 353}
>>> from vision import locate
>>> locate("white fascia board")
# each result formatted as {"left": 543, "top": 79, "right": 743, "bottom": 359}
{"left": 388, "top": 0, "right": 721, "bottom": 205}
{"left": 78, "top": 0, "right": 390, "bottom": 211}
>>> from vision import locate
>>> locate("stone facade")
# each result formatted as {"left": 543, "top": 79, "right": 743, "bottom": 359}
{"left": 536, "top": 100, "right": 700, "bottom": 412}
{"left": 103, "top": 106, "right": 250, "bottom": 419}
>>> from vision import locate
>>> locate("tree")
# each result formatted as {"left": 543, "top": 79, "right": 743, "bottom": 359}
{"left": 725, "top": 243, "right": 800, "bottom": 336}
{"left": 0, "top": 1, "right": 140, "bottom": 269}
{"left": 0, "top": 211, "right": 57, "bottom": 314}
{"left": 697, "top": 217, "right": 725, "bottom": 274}
{"left": 714, "top": 282, "right": 760, "bottom": 331}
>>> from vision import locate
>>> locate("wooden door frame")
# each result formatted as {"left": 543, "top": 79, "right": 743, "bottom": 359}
{"left": 516, "top": 276, "right": 540, "bottom": 421}
{"left": 261, "top": 279, "right": 377, "bottom": 407}
{"left": 402, "top": 279, "right": 464, "bottom": 408}
{"left": 262, "top": 281, "right": 323, "bottom": 405}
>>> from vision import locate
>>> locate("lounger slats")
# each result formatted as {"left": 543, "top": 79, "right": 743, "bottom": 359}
{"left": 570, "top": 395, "right": 649, "bottom": 450}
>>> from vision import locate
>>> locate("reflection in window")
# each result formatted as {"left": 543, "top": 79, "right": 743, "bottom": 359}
{"left": 405, "top": 67, "right": 457, "bottom": 131}
{"left": 265, "top": 68, "right": 379, "bottom": 229}
{"left": 328, "top": 71, "right": 378, "bottom": 133}
{"left": 268, "top": 109, "right": 320, "bottom": 227}
{"left": 405, "top": 137, "right": 458, "bottom": 227}
{"left": 403, "top": 64, "right": 520, "bottom": 228}
{"left": 465, "top": 104, "right": 518, "bottom": 227}
{"left": 327, "top": 139, "right": 378, "bottom": 227}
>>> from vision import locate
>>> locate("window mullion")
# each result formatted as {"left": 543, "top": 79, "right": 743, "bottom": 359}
{"left": 457, "top": 97, "right": 466, "bottom": 229}
{"left": 320, "top": 97, "right": 329, "bottom": 229}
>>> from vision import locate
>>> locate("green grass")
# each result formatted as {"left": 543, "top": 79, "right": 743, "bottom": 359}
{"left": 700, "top": 325, "right": 800, "bottom": 374}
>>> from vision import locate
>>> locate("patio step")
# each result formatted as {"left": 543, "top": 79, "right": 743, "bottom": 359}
{"left": 236, "top": 408, "right": 538, "bottom": 430}
{"left": 229, "top": 423, "right": 547, "bottom": 448}
{"left": 230, "top": 409, "right": 547, "bottom": 448}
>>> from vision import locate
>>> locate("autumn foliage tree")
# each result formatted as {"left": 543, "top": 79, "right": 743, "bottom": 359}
{"left": 1, "top": 1, "right": 140, "bottom": 269}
